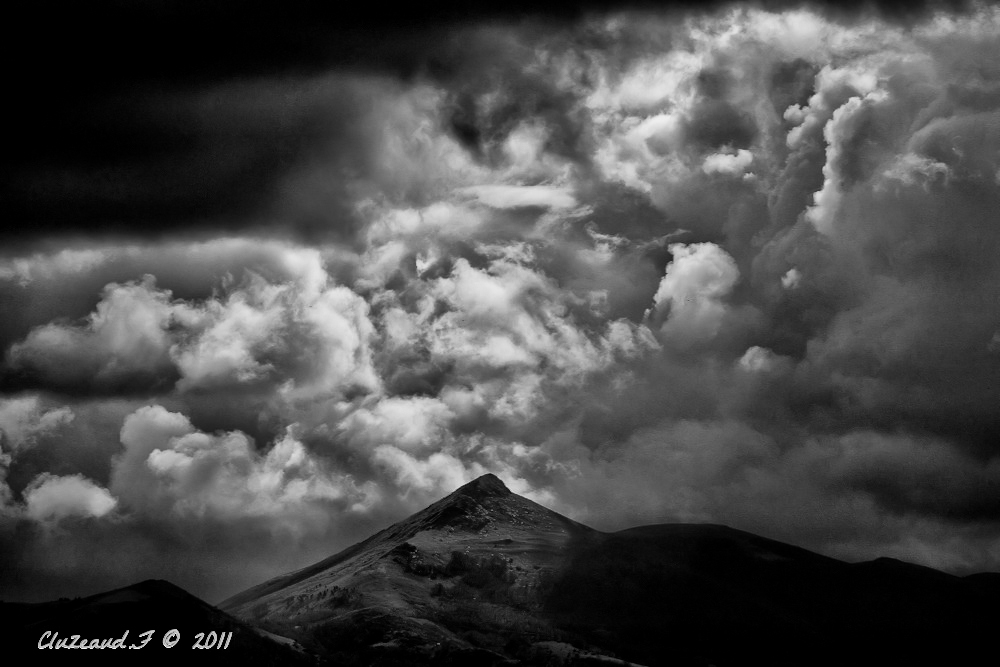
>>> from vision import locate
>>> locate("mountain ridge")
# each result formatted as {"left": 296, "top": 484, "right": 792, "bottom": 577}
{"left": 218, "top": 473, "right": 1000, "bottom": 666}
{"left": 8, "top": 475, "right": 1000, "bottom": 666}
{"left": 221, "top": 473, "right": 591, "bottom": 611}
{"left": 1, "top": 577, "right": 312, "bottom": 665}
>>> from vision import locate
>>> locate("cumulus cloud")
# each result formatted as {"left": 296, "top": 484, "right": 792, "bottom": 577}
{"left": 737, "top": 345, "right": 791, "bottom": 374}
{"left": 649, "top": 243, "right": 740, "bottom": 347}
{"left": 0, "top": 396, "right": 73, "bottom": 450}
{"left": 7, "top": 276, "right": 179, "bottom": 393}
{"left": 373, "top": 447, "right": 485, "bottom": 499}
{"left": 111, "top": 405, "right": 375, "bottom": 526}
{"left": 878, "top": 152, "right": 952, "bottom": 190}
{"left": 405, "top": 255, "right": 657, "bottom": 425}
{"left": 338, "top": 396, "right": 455, "bottom": 454}
{"left": 702, "top": 148, "right": 754, "bottom": 175}
{"left": 175, "top": 271, "right": 378, "bottom": 399}
{"left": 805, "top": 90, "right": 889, "bottom": 234}
{"left": 6, "top": 2, "right": 1000, "bottom": 601}
{"left": 781, "top": 267, "right": 802, "bottom": 289}
{"left": 5, "top": 249, "right": 378, "bottom": 400}
{"left": 23, "top": 473, "right": 117, "bottom": 522}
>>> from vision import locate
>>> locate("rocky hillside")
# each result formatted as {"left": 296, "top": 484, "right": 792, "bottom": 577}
{"left": 220, "top": 474, "right": 1000, "bottom": 666}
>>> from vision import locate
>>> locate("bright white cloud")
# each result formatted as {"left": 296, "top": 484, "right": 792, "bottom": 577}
{"left": 111, "top": 405, "right": 375, "bottom": 524}
{"left": 651, "top": 243, "right": 740, "bottom": 346}
{"left": 23, "top": 473, "right": 117, "bottom": 522}
{"left": 7, "top": 248, "right": 378, "bottom": 399}
{"left": 738, "top": 346, "right": 790, "bottom": 374}
{"left": 806, "top": 91, "right": 888, "bottom": 234}
{"left": 7, "top": 276, "right": 179, "bottom": 389}
{"left": 418, "top": 256, "right": 656, "bottom": 420}
{"left": 702, "top": 149, "right": 754, "bottom": 175}
{"left": 338, "top": 396, "right": 455, "bottom": 453}
{"left": 373, "top": 445, "right": 485, "bottom": 500}
{"left": 781, "top": 268, "right": 802, "bottom": 290}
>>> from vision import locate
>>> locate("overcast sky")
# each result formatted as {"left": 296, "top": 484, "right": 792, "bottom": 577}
{"left": 3, "top": 0, "right": 1000, "bottom": 603}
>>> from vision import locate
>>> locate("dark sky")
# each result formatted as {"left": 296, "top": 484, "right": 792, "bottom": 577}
{"left": 3, "top": 0, "right": 1000, "bottom": 603}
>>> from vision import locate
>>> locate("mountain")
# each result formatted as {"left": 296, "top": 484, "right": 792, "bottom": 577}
{"left": 222, "top": 473, "right": 597, "bottom": 664}
{"left": 0, "top": 578, "right": 312, "bottom": 665}
{"left": 221, "top": 474, "right": 1000, "bottom": 666}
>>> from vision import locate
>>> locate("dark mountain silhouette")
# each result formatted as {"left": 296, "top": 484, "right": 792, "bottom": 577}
{"left": 0, "top": 578, "right": 311, "bottom": 665}
{"left": 9, "top": 475, "right": 999, "bottom": 665}
{"left": 220, "top": 474, "right": 1000, "bottom": 666}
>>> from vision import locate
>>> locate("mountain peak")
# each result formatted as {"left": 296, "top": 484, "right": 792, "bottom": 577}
{"left": 454, "top": 473, "right": 511, "bottom": 499}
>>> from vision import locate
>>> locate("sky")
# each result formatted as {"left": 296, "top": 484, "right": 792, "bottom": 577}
{"left": 3, "top": 0, "right": 1000, "bottom": 603}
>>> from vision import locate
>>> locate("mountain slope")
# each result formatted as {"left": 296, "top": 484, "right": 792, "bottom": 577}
{"left": 1, "top": 578, "right": 312, "bottom": 665}
{"left": 223, "top": 474, "right": 593, "bottom": 611}
{"left": 546, "top": 524, "right": 1000, "bottom": 666}
{"left": 222, "top": 473, "right": 596, "bottom": 664}
{"left": 222, "top": 474, "right": 1000, "bottom": 666}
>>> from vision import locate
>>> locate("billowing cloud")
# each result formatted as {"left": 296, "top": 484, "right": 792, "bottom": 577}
{"left": 338, "top": 396, "right": 455, "bottom": 453}
{"left": 373, "top": 447, "right": 485, "bottom": 499}
{"left": 5, "top": 1, "right": 1000, "bottom": 603}
{"left": 0, "top": 396, "right": 74, "bottom": 450}
{"left": 737, "top": 345, "right": 791, "bottom": 374}
{"left": 23, "top": 473, "right": 117, "bottom": 522}
{"left": 702, "top": 148, "right": 754, "bottom": 176}
{"left": 6, "top": 249, "right": 378, "bottom": 399}
{"left": 111, "top": 405, "right": 373, "bottom": 525}
{"left": 649, "top": 242, "right": 740, "bottom": 347}
{"left": 7, "top": 277, "right": 180, "bottom": 393}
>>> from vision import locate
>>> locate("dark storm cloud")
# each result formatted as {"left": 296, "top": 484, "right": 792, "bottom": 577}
{"left": 3, "top": 0, "right": 979, "bottom": 247}
{"left": 5, "top": 0, "right": 1000, "bottom": 603}
{"left": 2, "top": 76, "right": 416, "bottom": 244}
{"left": 0, "top": 510, "right": 382, "bottom": 604}
{"left": 684, "top": 66, "right": 761, "bottom": 151}
{"left": 3, "top": 1, "right": 609, "bottom": 245}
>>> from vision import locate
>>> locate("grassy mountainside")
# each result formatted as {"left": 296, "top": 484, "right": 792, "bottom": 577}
{"left": 217, "top": 475, "right": 1000, "bottom": 666}
{"left": 13, "top": 476, "right": 1000, "bottom": 665}
{"left": 222, "top": 474, "right": 597, "bottom": 664}
{"left": 0, "top": 579, "right": 313, "bottom": 665}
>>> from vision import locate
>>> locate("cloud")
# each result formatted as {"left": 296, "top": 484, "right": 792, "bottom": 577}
{"left": 545, "top": 417, "right": 1000, "bottom": 572}
{"left": 737, "top": 346, "right": 791, "bottom": 374}
{"left": 805, "top": 90, "right": 889, "bottom": 234}
{"left": 0, "top": 465, "right": 11, "bottom": 515}
{"left": 459, "top": 184, "right": 577, "bottom": 210}
{"left": 5, "top": 248, "right": 378, "bottom": 399}
{"left": 373, "top": 446, "right": 485, "bottom": 499}
{"left": 411, "top": 256, "right": 657, "bottom": 424}
{"left": 7, "top": 2, "right": 1000, "bottom": 601}
{"left": 649, "top": 242, "right": 740, "bottom": 347}
{"left": 173, "top": 270, "right": 378, "bottom": 399}
{"left": 23, "top": 473, "right": 117, "bottom": 522}
{"left": 780, "top": 267, "right": 802, "bottom": 289}
{"left": 702, "top": 148, "right": 754, "bottom": 175}
{"left": 110, "top": 405, "right": 375, "bottom": 525}
{"left": 338, "top": 396, "right": 455, "bottom": 454}
{"left": 878, "top": 152, "right": 952, "bottom": 190}
{"left": 6, "top": 277, "right": 179, "bottom": 393}
{"left": 0, "top": 396, "right": 74, "bottom": 450}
